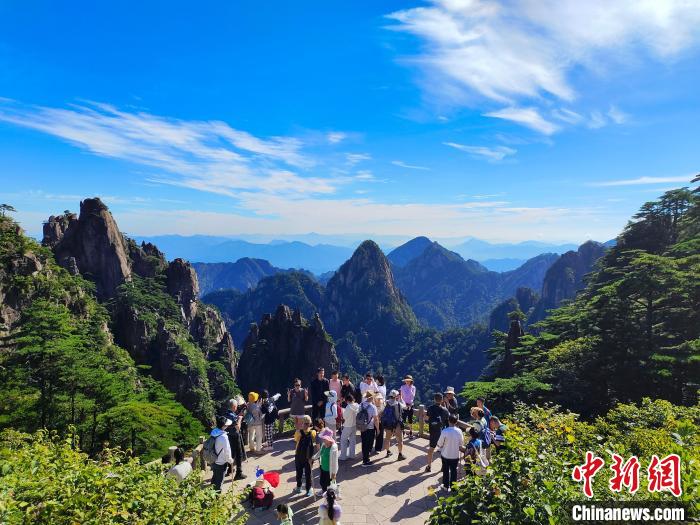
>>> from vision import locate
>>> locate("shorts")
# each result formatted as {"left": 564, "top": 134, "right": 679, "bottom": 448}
{"left": 429, "top": 426, "right": 442, "bottom": 448}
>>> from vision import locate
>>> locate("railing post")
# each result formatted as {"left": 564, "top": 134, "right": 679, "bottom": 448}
{"left": 198, "top": 436, "right": 206, "bottom": 471}
{"left": 418, "top": 404, "right": 426, "bottom": 439}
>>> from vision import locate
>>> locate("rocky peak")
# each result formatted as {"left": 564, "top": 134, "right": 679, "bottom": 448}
{"left": 44, "top": 198, "right": 132, "bottom": 298}
{"left": 165, "top": 258, "right": 199, "bottom": 323}
{"left": 128, "top": 240, "right": 167, "bottom": 278}
{"left": 324, "top": 240, "right": 417, "bottom": 337}
{"left": 237, "top": 307, "right": 338, "bottom": 400}
{"left": 387, "top": 236, "right": 433, "bottom": 267}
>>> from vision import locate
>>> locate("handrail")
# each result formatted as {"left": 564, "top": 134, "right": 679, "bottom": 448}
{"left": 416, "top": 404, "right": 471, "bottom": 438}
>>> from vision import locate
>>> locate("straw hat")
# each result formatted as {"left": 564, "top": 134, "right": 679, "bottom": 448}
{"left": 364, "top": 391, "right": 374, "bottom": 399}
{"left": 403, "top": 375, "right": 413, "bottom": 383}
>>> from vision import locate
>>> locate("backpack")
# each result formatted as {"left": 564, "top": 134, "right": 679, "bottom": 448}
{"left": 335, "top": 402, "right": 343, "bottom": 427}
{"left": 263, "top": 400, "right": 278, "bottom": 425}
{"left": 296, "top": 430, "right": 314, "bottom": 461}
{"left": 381, "top": 404, "right": 400, "bottom": 429}
{"left": 325, "top": 401, "right": 337, "bottom": 420}
{"left": 356, "top": 403, "right": 371, "bottom": 432}
{"left": 202, "top": 435, "right": 220, "bottom": 465}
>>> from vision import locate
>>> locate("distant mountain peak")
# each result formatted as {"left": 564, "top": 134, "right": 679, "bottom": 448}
{"left": 387, "top": 236, "right": 434, "bottom": 267}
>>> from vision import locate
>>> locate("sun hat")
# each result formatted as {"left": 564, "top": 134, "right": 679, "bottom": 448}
{"left": 403, "top": 375, "right": 413, "bottom": 382}
{"left": 388, "top": 389, "right": 399, "bottom": 399}
{"left": 363, "top": 391, "right": 374, "bottom": 399}
{"left": 248, "top": 392, "right": 259, "bottom": 402}
{"left": 444, "top": 386, "right": 455, "bottom": 394}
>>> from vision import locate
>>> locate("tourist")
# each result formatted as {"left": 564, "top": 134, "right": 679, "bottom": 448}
{"left": 399, "top": 375, "right": 416, "bottom": 439}
{"left": 444, "top": 387, "right": 459, "bottom": 416}
{"left": 476, "top": 396, "right": 492, "bottom": 426}
{"left": 310, "top": 368, "right": 330, "bottom": 422}
{"left": 382, "top": 390, "right": 406, "bottom": 461}
{"left": 340, "top": 374, "right": 355, "bottom": 407}
{"left": 329, "top": 370, "right": 342, "bottom": 400}
{"left": 261, "top": 390, "right": 281, "bottom": 451}
{"left": 293, "top": 415, "right": 316, "bottom": 497}
{"left": 288, "top": 379, "right": 308, "bottom": 430}
{"left": 339, "top": 393, "right": 358, "bottom": 460}
{"left": 465, "top": 426, "right": 488, "bottom": 475}
{"left": 314, "top": 431, "right": 339, "bottom": 495}
{"left": 246, "top": 392, "right": 264, "bottom": 454}
{"left": 489, "top": 416, "right": 507, "bottom": 449}
{"left": 324, "top": 390, "right": 339, "bottom": 432}
{"left": 313, "top": 418, "right": 326, "bottom": 450}
{"left": 373, "top": 392, "right": 385, "bottom": 454}
{"left": 234, "top": 394, "right": 249, "bottom": 445}
{"left": 375, "top": 374, "right": 387, "bottom": 400}
{"left": 469, "top": 407, "right": 487, "bottom": 432}
{"left": 210, "top": 415, "right": 233, "bottom": 493}
{"left": 436, "top": 415, "right": 464, "bottom": 492}
{"left": 425, "top": 393, "right": 450, "bottom": 472}
{"left": 224, "top": 398, "right": 247, "bottom": 480}
{"left": 249, "top": 477, "right": 274, "bottom": 510}
{"left": 166, "top": 447, "right": 192, "bottom": 482}
{"left": 357, "top": 391, "right": 379, "bottom": 466}
{"left": 318, "top": 487, "right": 342, "bottom": 525}
{"left": 276, "top": 503, "right": 294, "bottom": 525}
{"left": 359, "top": 372, "right": 378, "bottom": 397}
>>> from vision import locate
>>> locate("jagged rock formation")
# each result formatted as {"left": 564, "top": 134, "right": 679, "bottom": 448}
{"left": 237, "top": 305, "right": 338, "bottom": 401}
{"left": 193, "top": 258, "right": 281, "bottom": 296}
{"left": 530, "top": 240, "right": 607, "bottom": 323}
{"left": 324, "top": 240, "right": 417, "bottom": 346}
{"left": 44, "top": 199, "right": 132, "bottom": 298}
{"left": 489, "top": 287, "right": 539, "bottom": 332}
{"left": 42, "top": 198, "right": 238, "bottom": 423}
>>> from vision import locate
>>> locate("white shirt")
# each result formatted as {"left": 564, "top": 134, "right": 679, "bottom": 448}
{"left": 213, "top": 431, "right": 233, "bottom": 465}
{"left": 359, "top": 381, "right": 378, "bottom": 395}
{"left": 437, "top": 426, "right": 464, "bottom": 460}
{"left": 167, "top": 460, "right": 193, "bottom": 482}
{"left": 343, "top": 402, "right": 359, "bottom": 427}
{"left": 376, "top": 384, "right": 387, "bottom": 399}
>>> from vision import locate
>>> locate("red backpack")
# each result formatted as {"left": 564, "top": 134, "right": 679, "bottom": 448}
{"left": 336, "top": 402, "right": 343, "bottom": 427}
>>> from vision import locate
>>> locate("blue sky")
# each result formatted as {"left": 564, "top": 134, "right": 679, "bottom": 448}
{"left": 1, "top": 0, "right": 699, "bottom": 243}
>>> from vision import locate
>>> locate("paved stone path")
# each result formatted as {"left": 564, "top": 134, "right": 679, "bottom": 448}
{"left": 213, "top": 433, "right": 452, "bottom": 524}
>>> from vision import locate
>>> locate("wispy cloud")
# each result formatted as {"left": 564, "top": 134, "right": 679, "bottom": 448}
{"left": 485, "top": 107, "right": 559, "bottom": 135}
{"left": 327, "top": 131, "right": 348, "bottom": 144}
{"left": 391, "top": 160, "right": 430, "bottom": 170}
{"left": 387, "top": 0, "right": 700, "bottom": 132}
{"left": 591, "top": 175, "right": 694, "bottom": 187}
{"left": 0, "top": 99, "right": 347, "bottom": 198}
{"left": 346, "top": 152, "right": 372, "bottom": 166}
{"left": 444, "top": 142, "right": 516, "bottom": 162}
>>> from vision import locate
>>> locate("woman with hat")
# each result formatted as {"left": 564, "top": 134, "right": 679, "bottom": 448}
{"left": 399, "top": 375, "right": 416, "bottom": 438}
{"left": 443, "top": 386, "right": 459, "bottom": 416}
{"left": 313, "top": 428, "right": 339, "bottom": 496}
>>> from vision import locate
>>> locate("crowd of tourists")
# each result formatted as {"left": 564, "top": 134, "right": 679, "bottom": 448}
{"left": 193, "top": 367, "right": 506, "bottom": 523}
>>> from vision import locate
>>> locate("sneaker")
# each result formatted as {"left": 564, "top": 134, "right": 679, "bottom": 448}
{"left": 441, "top": 485, "right": 449, "bottom": 492}
{"left": 386, "top": 450, "right": 393, "bottom": 457}
{"left": 293, "top": 486, "right": 302, "bottom": 494}
{"left": 233, "top": 472, "right": 247, "bottom": 481}
{"left": 306, "top": 489, "right": 314, "bottom": 497}
{"left": 397, "top": 453, "right": 406, "bottom": 461}
{"left": 361, "top": 462, "right": 372, "bottom": 468}
{"left": 425, "top": 465, "right": 431, "bottom": 473}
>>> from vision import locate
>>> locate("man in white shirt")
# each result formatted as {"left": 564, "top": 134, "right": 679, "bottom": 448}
{"left": 436, "top": 415, "right": 465, "bottom": 492}
{"left": 166, "top": 447, "right": 193, "bottom": 482}
{"left": 339, "top": 393, "right": 359, "bottom": 460}
{"left": 210, "top": 415, "right": 233, "bottom": 492}
{"left": 359, "top": 372, "right": 378, "bottom": 396}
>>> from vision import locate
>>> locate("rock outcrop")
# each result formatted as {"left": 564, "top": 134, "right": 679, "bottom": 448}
{"left": 43, "top": 199, "right": 132, "bottom": 298}
{"left": 42, "top": 198, "right": 238, "bottom": 423}
{"left": 193, "top": 258, "right": 281, "bottom": 296}
{"left": 530, "top": 240, "right": 606, "bottom": 322}
{"left": 237, "top": 305, "right": 338, "bottom": 402}
{"left": 489, "top": 287, "right": 539, "bottom": 332}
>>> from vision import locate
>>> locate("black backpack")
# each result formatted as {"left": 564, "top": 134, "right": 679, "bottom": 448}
{"left": 296, "top": 430, "right": 314, "bottom": 461}
{"left": 263, "top": 400, "right": 278, "bottom": 425}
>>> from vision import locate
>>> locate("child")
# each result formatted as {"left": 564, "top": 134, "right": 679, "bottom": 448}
{"left": 276, "top": 503, "right": 294, "bottom": 525}
{"left": 249, "top": 478, "right": 274, "bottom": 510}
{"left": 314, "top": 432, "right": 339, "bottom": 496}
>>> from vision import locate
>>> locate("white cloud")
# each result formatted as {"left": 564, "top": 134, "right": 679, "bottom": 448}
{"left": 607, "top": 105, "right": 628, "bottom": 124}
{"left": 591, "top": 175, "right": 693, "bottom": 187}
{"left": 391, "top": 160, "right": 430, "bottom": 170}
{"left": 327, "top": 131, "right": 348, "bottom": 144}
{"left": 0, "top": 100, "right": 345, "bottom": 198}
{"left": 484, "top": 107, "right": 559, "bottom": 135}
{"left": 551, "top": 108, "right": 584, "bottom": 125}
{"left": 444, "top": 141, "right": 516, "bottom": 161}
{"left": 354, "top": 170, "right": 375, "bottom": 181}
{"left": 346, "top": 153, "right": 372, "bottom": 166}
{"left": 388, "top": 0, "right": 700, "bottom": 131}
{"left": 588, "top": 110, "right": 607, "bottom": 129}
